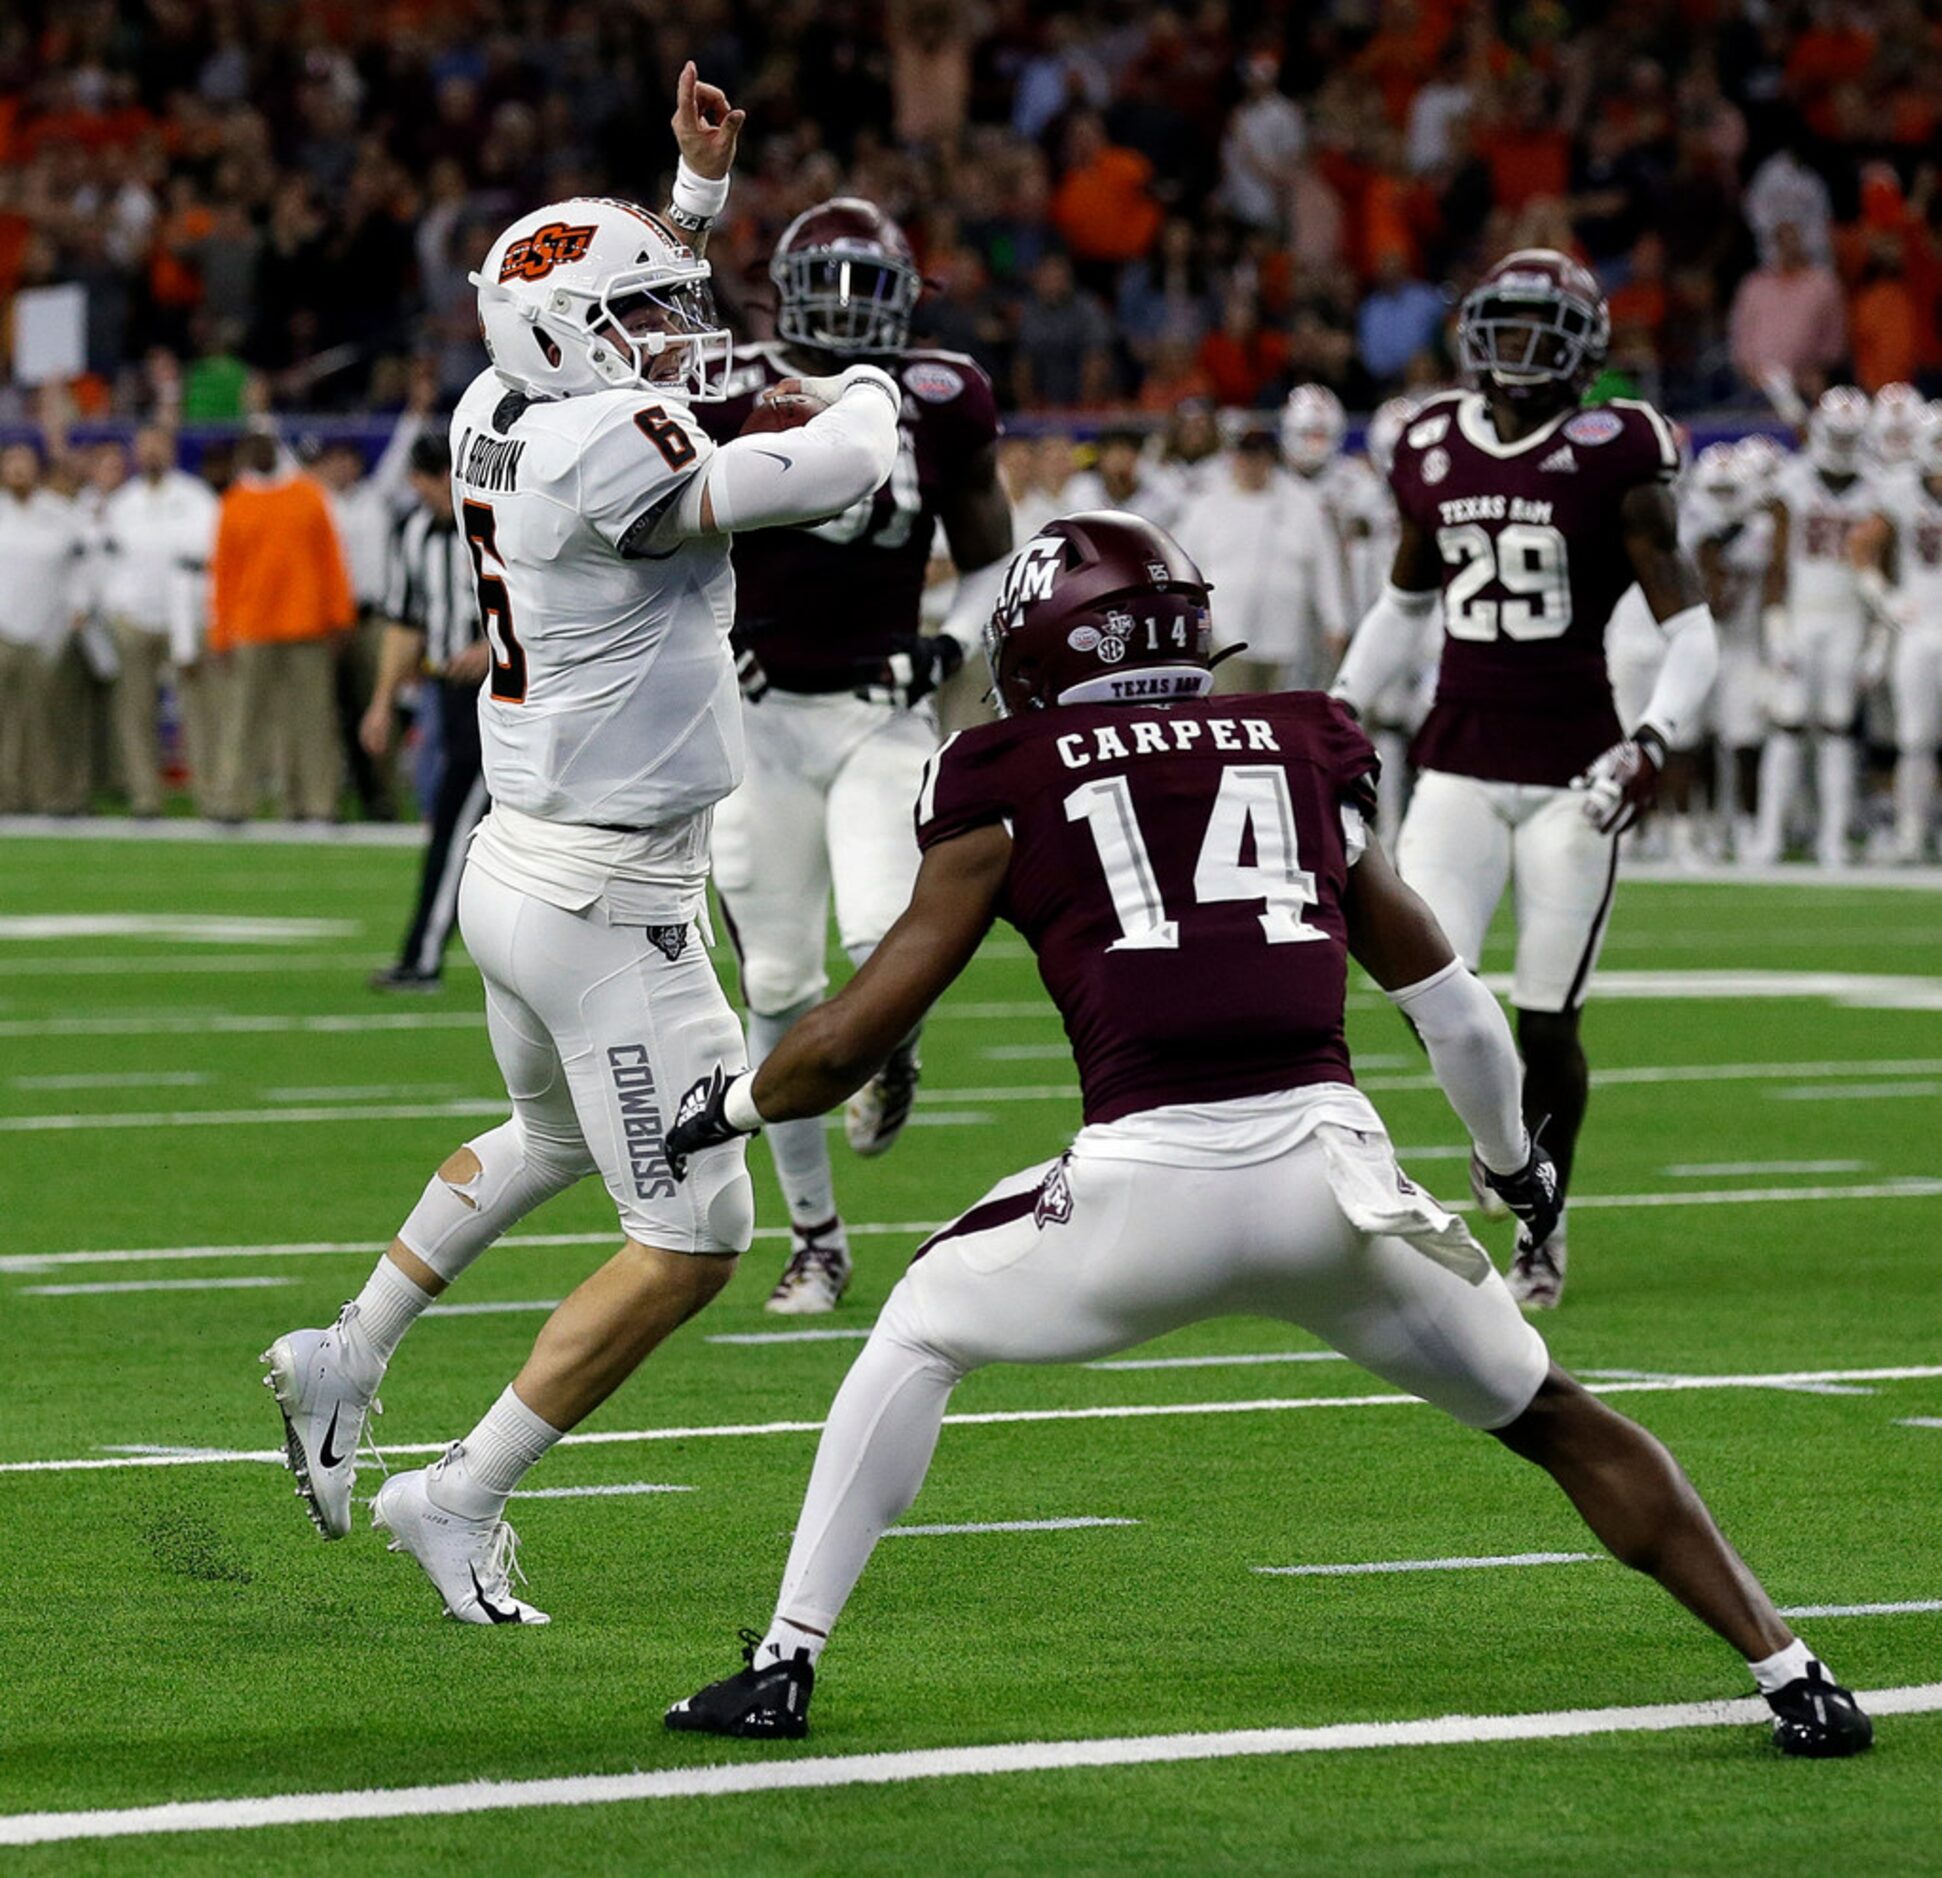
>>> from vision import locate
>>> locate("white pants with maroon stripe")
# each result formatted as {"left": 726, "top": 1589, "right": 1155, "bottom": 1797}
{"left": 1396, "top": 769, "right": 1618, "bottom": 1015}
{"left": 766, "top": 1087, "right": 1548, "bottom": 1636}
{"left": 710, "top": 692, "right": 935, "bottom": 1015}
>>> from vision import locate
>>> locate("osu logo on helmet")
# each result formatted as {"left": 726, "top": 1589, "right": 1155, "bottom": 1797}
{"left": 499, "top": 222, "right": 598, "bottom": 283}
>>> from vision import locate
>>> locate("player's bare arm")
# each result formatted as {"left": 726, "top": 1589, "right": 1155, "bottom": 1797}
{"left": 858, "top": 440, "right": 1016, "bottom": 707}
{"left": 665, "top": 62, "right": 744, "bottom": 261}
{"left": 1330, "top": 511, "right": 1439, "bottom": 720}
{"left": 668, "top": 825, "right": 1009, "bottom": 1168}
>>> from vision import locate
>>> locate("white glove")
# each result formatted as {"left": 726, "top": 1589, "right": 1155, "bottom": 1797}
{"left": 1573, "top": 726, "right": 1666, "bottom": 836}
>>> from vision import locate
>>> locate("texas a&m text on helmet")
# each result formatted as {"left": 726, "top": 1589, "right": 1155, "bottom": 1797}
{"left": 985, "top": 511, "right": 1215, "bottom": 717}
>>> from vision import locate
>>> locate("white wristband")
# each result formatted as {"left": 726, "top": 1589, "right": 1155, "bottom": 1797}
{"left": 723, "top": 1069, "right": 764, "bottom": 1132}
{"left": 672, "top": 158, "right": 731, "bottom": 221}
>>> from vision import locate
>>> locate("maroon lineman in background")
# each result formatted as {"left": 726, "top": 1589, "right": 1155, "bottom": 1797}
{"left": 695, "top": 197, "right": 1014, "bottom": 1316}
{"left": 1332, "top": 249, "right": 1719, "bottom": 1309}
{"left": 660, "top": 511, "right": 1865, "bottom": 1762}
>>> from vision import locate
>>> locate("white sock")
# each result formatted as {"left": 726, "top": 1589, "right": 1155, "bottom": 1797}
{"left": 755, "top": 1616, "right": 827, "bottom": 1669}
{"left": 429, "top": 1385, "right": 562, "bottom": 1520}
{"left": 750, "top": 1001, "right": 838, "bottom": 1229}
{"left": 1748, "top": 1637, "right": 1816, "bottom": 1694}
{"left": 346, "top": 1257, "right": 432, "bottom": 1369}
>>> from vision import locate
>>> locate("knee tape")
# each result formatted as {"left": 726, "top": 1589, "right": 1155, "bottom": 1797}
{"left": 398, "top": 1117, "right": 592, "bottom": 1281}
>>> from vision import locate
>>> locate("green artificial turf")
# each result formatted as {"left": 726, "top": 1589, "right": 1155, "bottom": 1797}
{"left": 1, "top": 834, "right": 1938, "bottom": 1869}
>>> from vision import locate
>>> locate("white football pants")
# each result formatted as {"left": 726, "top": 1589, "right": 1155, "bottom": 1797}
{"left": 1892, "top": 623, "right": 1942, "bottom": 857}
{"left": 457, "top": 866, "right": 754, "bottom": 1253}
{"left": 1396, "top": 769, "right": 1618, "bottom": 1014}
{"left": 767, "top": 1090, "right": 1548, "bottom": 1636}
{"left": 711, "top": 692, "right": 934, "bottom": 1017}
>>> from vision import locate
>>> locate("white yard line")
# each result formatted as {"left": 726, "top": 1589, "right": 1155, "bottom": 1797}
{"left": 9, "top": 1070, "right": 209, "bottom": 1091}
{"left": 0, "top": 813, "right": 424, "bottom": 846}
{"left": 513, "top": 1483, "right": 693, "bottom": 1499}
{"left": 1084, "top": 1352, "right": 1344, "bottom": 1372}
{"left": 4, "top": 1683, "right": 1939, "bottom": 1847}
{"left": 0, "top": 914, "right": 358, "bottom": 943}
{"left": 423, "top": 1300, "right": 562, "bottom": 1317}
{"left": 706, "top": 1328, "right": 876, "bottom": 1346}
{"left": 0, "top": 1012, "right": 486, "bottom": 1038}
{"left": 1897, "top": 1418, "right": 1942, "bottom": 1431}
{"left": 1777, "top": 1600, "right": 1942, "bottom": 1619}
{"left": 1254, "top": 1552, "right": 1601, "bottom": 1577}
{"left": 1661, "top": 1159, "right": 1867, "bottom": 1177}
{"left": 0, "top": 1222, "right": 944, "bottom": 1274}
{"left": 262, "top": 1084, "right": 461, "bottom": 1103}
{"left": 6, "top": 1365, "right": 1940, "bottom": 1479}
{"left": 0, "top": 954, "right": 447, "bottom": 977}
{"left": 0, "top": 1102, "right": 990, "bottom": 1135}
{"left": 17, "top": 1277, "right": 296, "bottom": 1297}
{"left": 884, "top": 1517, "right": 1140, "bottom": 1538}
{"left": 1770, "top": 1082, "right": 1940, "bottom": 1102}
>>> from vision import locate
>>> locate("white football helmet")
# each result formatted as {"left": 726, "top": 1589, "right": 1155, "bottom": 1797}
{"left": 1693, "top": 440, "right": 1742, "bottom": 515}
{"left": 1734, "top": 431, "right": 1783, "bottom": 500}
{"left": 1913, "top": 402, "right": 1942, "bottom": 478}
{"left": 1364, "top": 395, "right": 1416, "bottom": 479}
{"left": 1807, "top": 386, "right": 1870, "bottom": 474}
{"left": 1868, "top": 381, "right": 1924, "bottom": 467}
{"left": 1280, "top": 383, "right": 1347, "bottom": 474}
{"left": 470, "top": 197, "right": 733, "bottom": 402}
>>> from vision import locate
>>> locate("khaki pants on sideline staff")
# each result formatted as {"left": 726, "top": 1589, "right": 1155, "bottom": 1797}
{"left": 211, "top": 639, "right": 344, "bottom": 821}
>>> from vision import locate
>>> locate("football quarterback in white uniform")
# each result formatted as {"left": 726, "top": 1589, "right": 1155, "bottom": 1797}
{"left": 262, "top": 70, "right": 905, "bottom": 1625}
{"left": 1752, "top": 388, "right": 1883, "bottom": 867}
{"left": 1854, "top": 403, "right": 1942, "bottom": 859}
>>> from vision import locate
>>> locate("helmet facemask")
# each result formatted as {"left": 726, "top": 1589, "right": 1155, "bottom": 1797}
{"left": 1458, "top": 280, "right": 1607, "bottom": 401}
{"left": 775, "top": 247, "right": 921, "bottom": 355}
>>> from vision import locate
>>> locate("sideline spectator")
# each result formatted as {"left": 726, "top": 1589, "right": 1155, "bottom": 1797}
{"left": 1356, "top": 253, "right": 1447, "bottom": 384}
{"left": 1063, "top": 426, "right": 1184, "bottom": 532}
{"left": 95, "top": 425, "right": 219, "bottom": 816}
{"left": 206, "top": 433, "right": 353, "bottom": 822}
{"left": 1013, "top": 253, "right": 1113, "bottom": 409}
{"left": 0, "top": 443, "right": 90, "bottom": 813}
{"left": 1729, "top": 219, "right": 1847, "bottom": 394}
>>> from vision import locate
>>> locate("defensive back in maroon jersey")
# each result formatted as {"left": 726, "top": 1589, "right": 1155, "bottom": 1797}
{"left": 916, "top": 693, "right": 1379, "bottom": 1124}
{"left": 1389, "top": 390, "right": 1681, "bottom": 785}
{"left": 695, "top": 342, "right": 1000, "bottom": 692}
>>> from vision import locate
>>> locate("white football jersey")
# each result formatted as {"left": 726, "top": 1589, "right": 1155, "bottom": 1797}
{"left": 1302, "top": 455, "right": 1389, "bottom": 618}
{"left": 1879, "top": 466, "right": 1942, "bottom": 616}
{"left": 1682, "top": 487, "right": 1772, "bottom": 649}
{"left": 449, "top": 368, "right": 741, "bottom": 832}
{"left": 1773, "top": 453, "right": 1880, "bottom": 619}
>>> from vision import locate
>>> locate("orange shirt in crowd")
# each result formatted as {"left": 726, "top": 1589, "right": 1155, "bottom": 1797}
{"left": 1850, "top": 277, "right": 1921, "bottom": 392}
{"left": 1052, "top": 147, "right": 1163, "bottom": 263}
{"left": 1478, "top": 124, "right": 1570, "bottom": 210}
{"left": 209, "top": 472, "right": 353, "bottom": 652}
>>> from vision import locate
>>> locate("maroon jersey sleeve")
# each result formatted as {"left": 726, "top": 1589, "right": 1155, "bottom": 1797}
{"left": 914, "top": 720, "right": 1025, "bottom": 851}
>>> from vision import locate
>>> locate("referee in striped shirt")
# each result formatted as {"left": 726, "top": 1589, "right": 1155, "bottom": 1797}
{"left": 362, "top": 434, "right": 487, "bottom": 991}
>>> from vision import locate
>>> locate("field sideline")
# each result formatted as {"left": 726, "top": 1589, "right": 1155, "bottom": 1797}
{"left": 2, "top": 830, "right": 1939, "bottom": 1872}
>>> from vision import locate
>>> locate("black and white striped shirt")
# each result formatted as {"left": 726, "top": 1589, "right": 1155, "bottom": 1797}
{"left": 383, "top": 505, "right": 478, "bottom": 675}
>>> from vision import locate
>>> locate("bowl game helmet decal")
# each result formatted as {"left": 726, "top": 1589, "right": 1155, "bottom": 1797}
{"left": 985, "top": 511, "right": 1214, "bottom": 716}
{"left": 1457, "top": 249, "right": 1609, "bottom": 402}
{"left": 472, "top": 197, "right": 733, "bottom": 402}
{"left": 771, "top": 197, "right": 923, "bottom": 357}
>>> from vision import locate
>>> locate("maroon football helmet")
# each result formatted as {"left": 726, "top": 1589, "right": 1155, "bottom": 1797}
{"left": 1457, "top": 248, "right": 1609, "bottom": 403}
{"left": 770, "top": 197, "right": 922, "bottom": 355}
{"left": 985, "top": 511, "right": 1215, "bottom": 717}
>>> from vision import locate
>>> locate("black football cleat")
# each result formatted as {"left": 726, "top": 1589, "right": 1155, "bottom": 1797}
{"left": 665, "top": 1629, "right": 814, "bottom": 1740}
{"left": 1764, "top": 1662, "right": 1873, "bottom": 1758}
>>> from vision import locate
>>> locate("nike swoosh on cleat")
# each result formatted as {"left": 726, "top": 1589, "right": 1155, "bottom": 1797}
{"left": 317, "top": 1404, "right": 347, "bottom": 1471}
{"left": 469, "top": 1564, "right": 523, "bottom": 1624}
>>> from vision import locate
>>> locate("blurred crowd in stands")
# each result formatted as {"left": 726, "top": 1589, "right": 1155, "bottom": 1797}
{"left": 3, "top": 0, "right": 1941, "bottom": 425}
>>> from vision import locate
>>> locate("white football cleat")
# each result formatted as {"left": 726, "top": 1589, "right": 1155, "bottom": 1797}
{"left": 765, "top": 1218, "right": 852, "bottom": 1316}
{"left": 1507, "top": 1224, "right": 1568, "bottom": 1310}
{"left": 845, "top": 1039, "right": 921, "bottom": 1157}
{"left": 260, "top": 1305, "right": 384, "bottom": 1539}
{"left": 370, "top": 1448, "right": 550, "bottom": 1626}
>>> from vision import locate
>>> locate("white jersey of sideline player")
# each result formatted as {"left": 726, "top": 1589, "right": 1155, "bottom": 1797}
{"left": 1878, "top": 460, "right": 1942, "bottom": 854}
{"left": 1769, "top": 448, "right": 1882, "bottom": 726}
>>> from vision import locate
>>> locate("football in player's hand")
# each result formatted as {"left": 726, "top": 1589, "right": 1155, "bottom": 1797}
{"left": 740, "top": 389, "right": 826, "bottom": 435}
